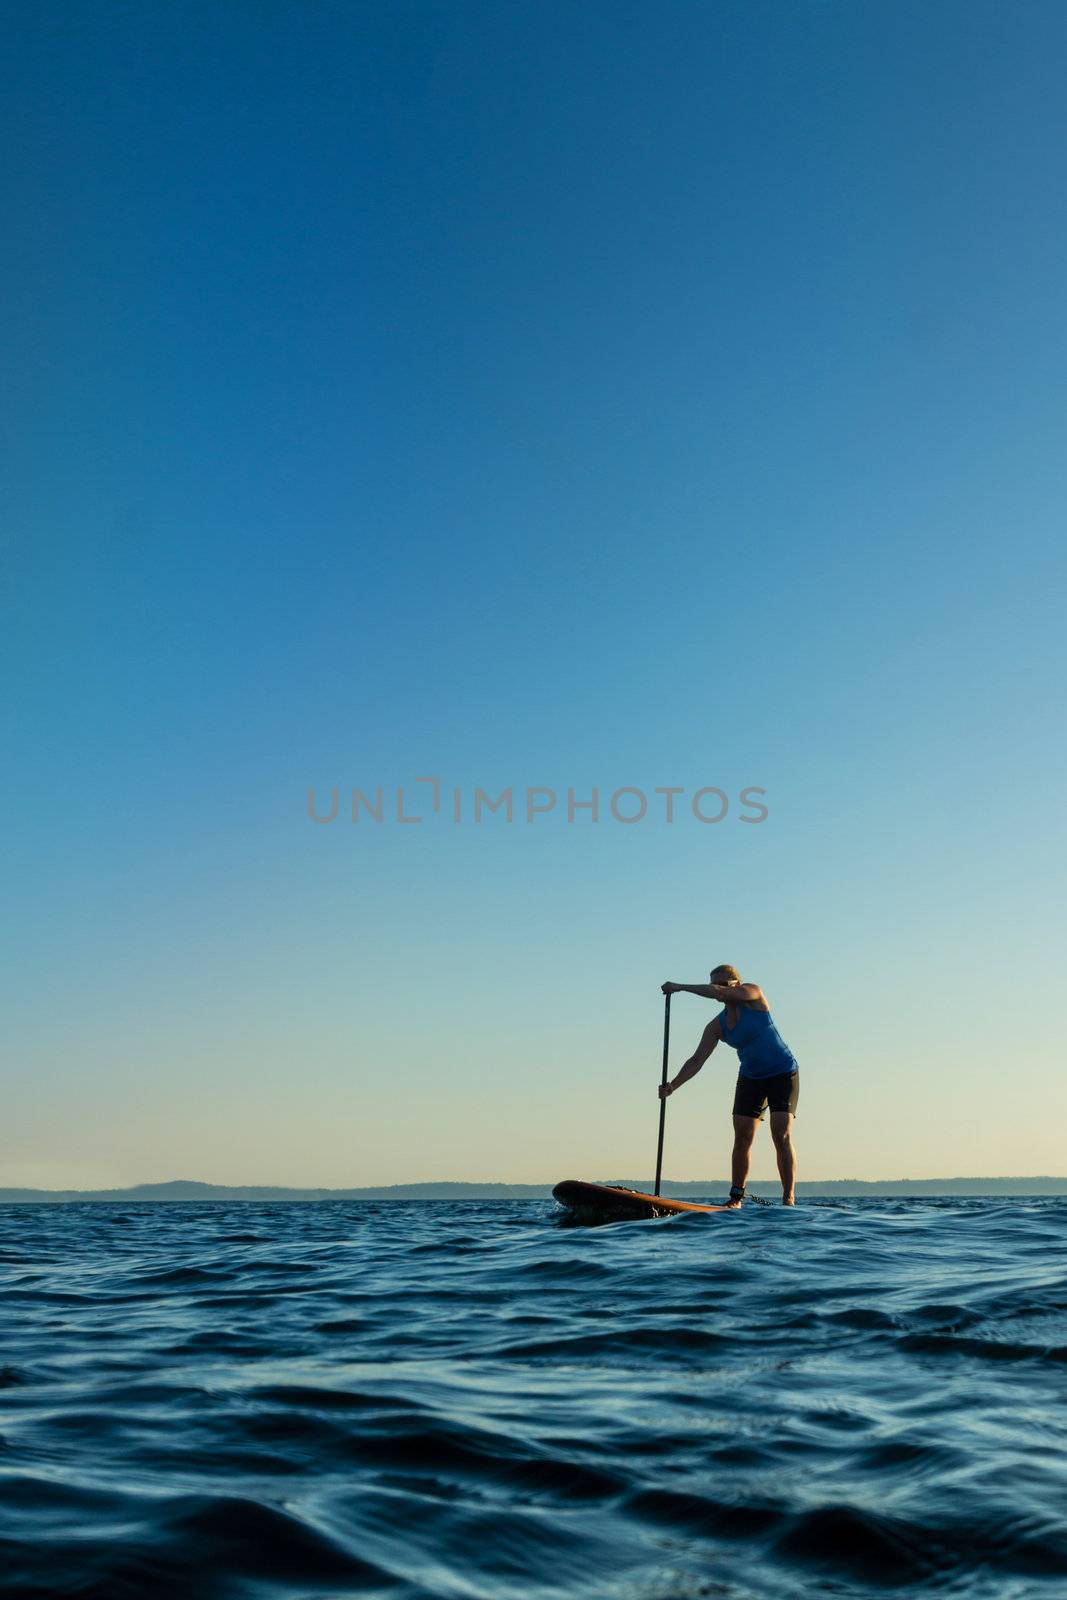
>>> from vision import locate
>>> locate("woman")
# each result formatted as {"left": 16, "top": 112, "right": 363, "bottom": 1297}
{"left": 659, "top": 965, "right": 799, "bottom": 1206}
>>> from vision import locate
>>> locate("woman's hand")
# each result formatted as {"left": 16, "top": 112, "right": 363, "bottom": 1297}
{"left": 661, "top": 982, "right": 679, "bottom": 995}
{"left": 658, "top": 1081, "right": 674, "bottom": 1099}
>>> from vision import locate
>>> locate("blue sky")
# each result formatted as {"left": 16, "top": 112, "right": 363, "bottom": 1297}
{"left": 3, "top": 1, "right": 1065, "bottom": 1188}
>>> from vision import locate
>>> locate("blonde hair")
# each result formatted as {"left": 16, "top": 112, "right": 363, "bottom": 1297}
{"left": 711, "top": 964, "right": 741, "bottom": 983}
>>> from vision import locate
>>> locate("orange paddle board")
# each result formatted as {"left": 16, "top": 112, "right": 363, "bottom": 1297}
{"left": 552, "top": 1179, "right": 732, "bottom": 1221}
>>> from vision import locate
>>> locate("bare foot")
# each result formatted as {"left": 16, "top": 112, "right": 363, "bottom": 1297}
{"left": 782, "top": 1197, "right": 795, "bottom": 1206}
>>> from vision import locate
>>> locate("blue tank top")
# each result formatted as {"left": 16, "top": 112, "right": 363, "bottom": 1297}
{"left": 718, "top": 1007, "right": 798, "bottom": 1080}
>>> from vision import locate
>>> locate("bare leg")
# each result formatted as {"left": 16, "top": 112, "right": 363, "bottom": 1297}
{"left": 770, "top": 1111, "right": 796, "bottom": 1204}
{"left": 731, "top": 1114, "right": 760, "bottom": 1203}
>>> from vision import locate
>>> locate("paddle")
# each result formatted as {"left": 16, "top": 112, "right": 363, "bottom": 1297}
{"left": 653, "top": 991, "right": 671, "bottom": 1196}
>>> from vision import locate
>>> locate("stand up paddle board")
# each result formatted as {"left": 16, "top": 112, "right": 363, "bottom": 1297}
{"left": 553, "top": 1180, "right": 732, "bottom": 1222}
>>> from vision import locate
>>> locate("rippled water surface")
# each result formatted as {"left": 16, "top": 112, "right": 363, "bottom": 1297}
{"left": 1, "top": 1197, "right": 1066, "bottom": 1599}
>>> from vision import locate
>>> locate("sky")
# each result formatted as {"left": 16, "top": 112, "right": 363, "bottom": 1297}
{"left": 3, "top": 1, "right": 1065, "bottom": 1190}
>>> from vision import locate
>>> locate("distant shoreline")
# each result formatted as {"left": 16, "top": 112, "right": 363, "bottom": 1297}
{"left": 2, "top": 1177, "right": 1066, "bottom": 1203}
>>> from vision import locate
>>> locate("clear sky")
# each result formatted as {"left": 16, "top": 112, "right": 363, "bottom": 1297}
{"left": 3, "top": 1, "right": 1065, "bottom": 1189}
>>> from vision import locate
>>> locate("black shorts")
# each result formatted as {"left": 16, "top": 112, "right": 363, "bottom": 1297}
{"left": 732, "top": 1070, "right": 799, "bottom": 1120}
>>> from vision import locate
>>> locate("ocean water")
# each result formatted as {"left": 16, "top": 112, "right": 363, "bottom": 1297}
{"left": 1, "top": 1198, "right": 1065, "bottom": 1600}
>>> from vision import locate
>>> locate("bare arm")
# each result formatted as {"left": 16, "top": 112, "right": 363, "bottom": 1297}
{"left": 660, "top": 1019, "right": 720, "bottom": 1097}
{"left": 662, "top": 981, "right": 763, "bottom": 1003}
{"left": 708, "top": 982, "right": 763, "bottom": 1004}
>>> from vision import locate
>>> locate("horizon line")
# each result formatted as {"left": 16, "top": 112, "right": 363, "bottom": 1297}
{"left": 3, "top": 1174, "right": 1067, "bottom": 1196}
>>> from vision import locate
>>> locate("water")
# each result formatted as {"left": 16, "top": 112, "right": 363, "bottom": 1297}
{"left": 1, "top": 1198, "right": 1065, "bottom": 1599}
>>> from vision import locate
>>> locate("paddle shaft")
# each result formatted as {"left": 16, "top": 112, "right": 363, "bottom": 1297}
{"left": 654, "top": 992, "right": 671, "bottom": 1195}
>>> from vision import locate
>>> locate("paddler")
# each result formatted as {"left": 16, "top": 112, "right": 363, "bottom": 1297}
{"left": 659, "top": 965, "right": 799, "bottom": 1207}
